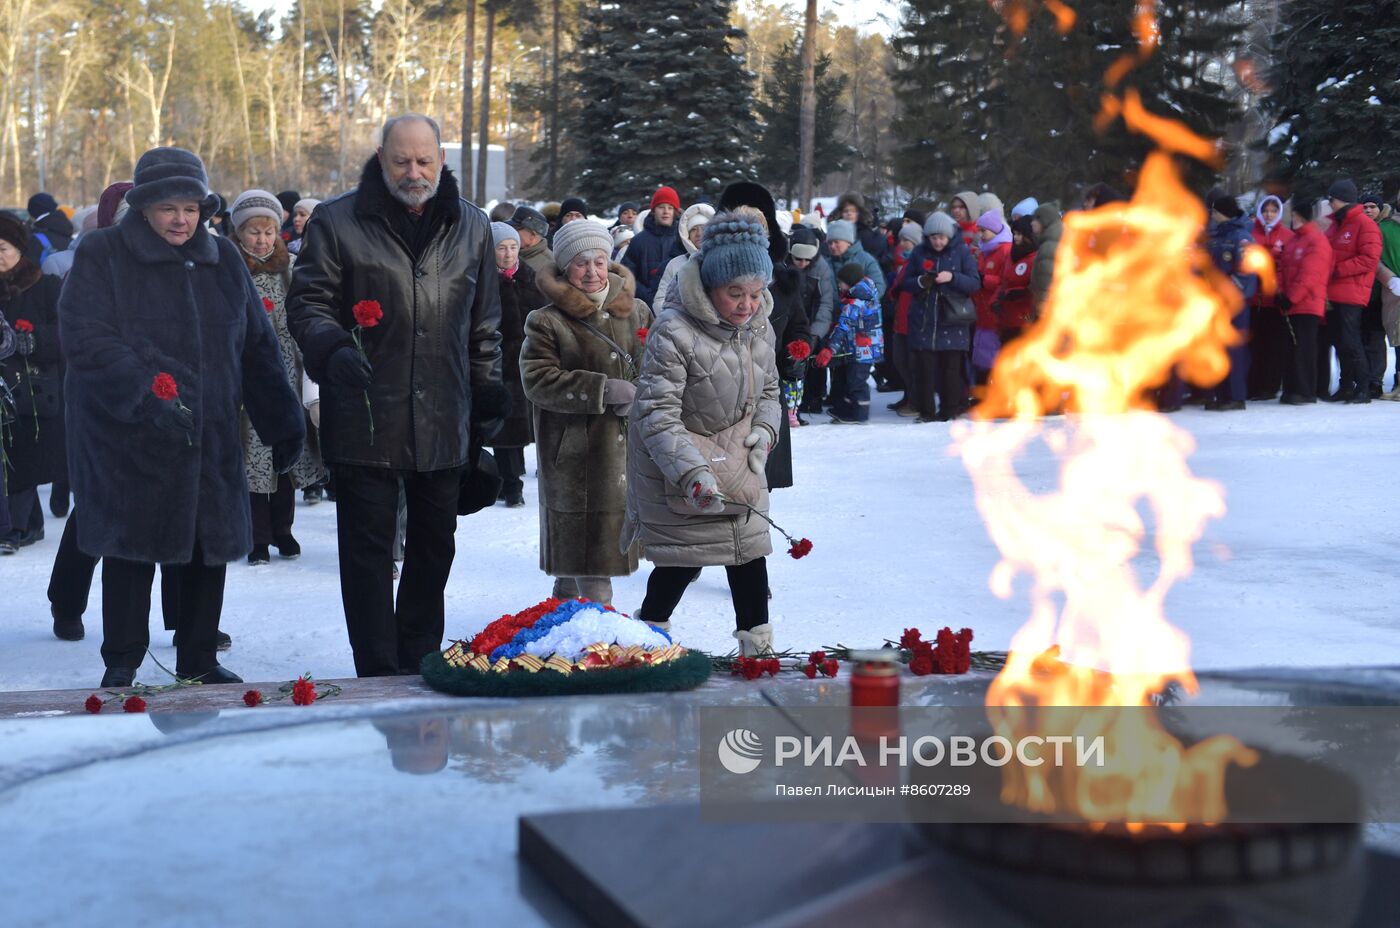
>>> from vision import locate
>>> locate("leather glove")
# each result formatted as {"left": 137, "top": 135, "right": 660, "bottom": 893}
{"left": 815, "top": 347, "right": 834, "bottom": 368}
{"left": 684, "top": 469, "right": 720, "bottom": 513}
{"left": 152, "top": 400, "right": 194, "bottom": 435}
{"left": 1389, "top": 277, "right": 1400, "bottom": 297}
{"left": 272, "top": 437, "right": 303, "bottom": 474}
{"left": 327, "top": 346, "right": 372, "bottom": 391}
{"left": 744, "top": 428, "right": 772, "bottom": 475}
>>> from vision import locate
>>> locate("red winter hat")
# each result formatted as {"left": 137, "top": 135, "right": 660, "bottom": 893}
{"left": 651, "top": 186, "right": 681, "bottom": 211}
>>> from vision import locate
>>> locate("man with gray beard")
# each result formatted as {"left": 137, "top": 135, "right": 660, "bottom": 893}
{"left": 288, "top": 114, "right": 506, "bottom": 676}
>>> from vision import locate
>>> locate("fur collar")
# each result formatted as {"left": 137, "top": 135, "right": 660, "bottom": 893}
{"left": 535, "top": 261, "right": 638, "bottom": 320}
{"left": 353, "top": 154, "right": 463, "bottom": 224}
{"left": 240, "top": 235, "right": 291, "bottom": 277}
{"left": 116, "top": 209, "right": 220, "bottom": 265}
{"left": 674, "top": 255, "right": 772, "bottom": 332}
{"left": 0, "top": 257, "right": 42, "bottom": 301}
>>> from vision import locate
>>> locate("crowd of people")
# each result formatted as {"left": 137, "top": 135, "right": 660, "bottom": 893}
{"left": 3, "top": 110, "right": 1398, "bottom": 687}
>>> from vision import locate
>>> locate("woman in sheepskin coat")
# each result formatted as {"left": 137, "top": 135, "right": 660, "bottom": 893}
{"left": 520, "top": 219, "right": 651, "bottom": 606}
{"left": 624, "top": 209, "right": 782, "bottom": 657}
{"left": 60, "top": 147, "right": 304, "bottom": 688}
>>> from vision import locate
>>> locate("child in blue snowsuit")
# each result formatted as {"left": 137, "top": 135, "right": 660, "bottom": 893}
{"left": 826, "top": 263, "right": 885, "bottom": 423}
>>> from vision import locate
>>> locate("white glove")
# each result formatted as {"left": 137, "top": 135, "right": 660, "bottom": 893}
{"left": 684, "top": 469, "right": 720, "bottom": 513}
{"left": 1388, "top": 276, "right": 1400, "bottom": 297}
{"left": 743, "top": 429, "right": 772, "bottom": 474}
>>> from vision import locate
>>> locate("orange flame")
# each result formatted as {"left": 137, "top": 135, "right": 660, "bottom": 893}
{"left": 968, "top": 0, "right": 1261, "bottom": 827}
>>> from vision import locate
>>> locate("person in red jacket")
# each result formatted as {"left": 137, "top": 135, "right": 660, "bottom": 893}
{"left": 1322, "top": 178, "right": 1383, "bottom": 403}
{"left": 973, "top": 210, "right": 1012, "bottom": 384}
{"left": 1278, "top": 199, "right": 1333, "bottom": 404}
{"left": 997, "top": 216, "right": 1038, "bottom": 341}
{"left": 1248, "top": 195, "right": 1294, "bottom": 400}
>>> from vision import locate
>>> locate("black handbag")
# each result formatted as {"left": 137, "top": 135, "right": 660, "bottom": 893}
{"left": 937, "top": 291, "right": 976, "bottom": 326}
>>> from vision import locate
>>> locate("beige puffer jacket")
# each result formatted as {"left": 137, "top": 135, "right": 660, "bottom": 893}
{"left": 622, "top": 256, "right": 782, "bottom": 568}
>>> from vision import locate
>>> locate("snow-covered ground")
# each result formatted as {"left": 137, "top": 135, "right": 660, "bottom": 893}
{"left": 2, "top": 399, "right": 1399, "bottom": 692}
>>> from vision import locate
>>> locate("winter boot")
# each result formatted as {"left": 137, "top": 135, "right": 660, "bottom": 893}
{"left": 52, "top": 605, "right": 85, "bottom": 641}
{"left": 101, "top": 666, "right": 137, "bottom": 688}
{"left": 248, "top": 545, "right": 271, "bottom": 566}
{"left": 273, "top": 534, "right": 301, "bottom": 559}
{"left": 733, "top": 623, "right": 774, "bottom": 657}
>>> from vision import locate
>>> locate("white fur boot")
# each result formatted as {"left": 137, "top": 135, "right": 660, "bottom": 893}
{"left": 643, "top": 619, "right": 672, "bottom": 635}
{"left": 734, "top": 623, "right": 774, "bottom": 657}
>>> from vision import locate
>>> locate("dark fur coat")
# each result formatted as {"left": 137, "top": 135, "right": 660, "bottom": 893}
{"left": 59, "top": 212, "right": 305, "bottom": 564}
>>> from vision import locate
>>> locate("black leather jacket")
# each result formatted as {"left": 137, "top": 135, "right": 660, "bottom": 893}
{"left": 288, "top": 157, "right": 503, "bottom": 471}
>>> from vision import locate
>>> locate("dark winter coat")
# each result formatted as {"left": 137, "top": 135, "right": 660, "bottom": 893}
{"left": 765, "top": 263, "right": 810, "bottom": 491}
{"left": 59, "top": 211, "right": 305, "bottom": 565}
{"left": 496, "top": 262, "right": 548, "bottom": 448}
{"left": 521, "top": 262, "right": 650, "bottom": 578}
{"left": 1280, "top": 222, "right": 1332, "bottom": 319}
{"left": 287, "top": 157, "right": 503, "bottom": 471}
{"left": 900, "top": 237, "right": 980, "bottom": 352}
{"left": 621, "top": 211, "right": 684, "bottom": 307}
{"left": 1206, "top": 214, "right": 1259, "bottom": 302}
{"left": 0, "top": 262, "right": 66, "bottom": 492}
{"left": 1325, "top": 204, "right": 1382, "bottom": 306}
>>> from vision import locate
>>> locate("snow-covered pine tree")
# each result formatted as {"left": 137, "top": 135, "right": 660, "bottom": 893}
{"left": 567, "top": 0, "right": 759, "bottom": 206}
{"left": 754, "top": 38, "right": 850, "bottom": 205}
{"left": 1261, "top": 0, "right": 1400, "bottom": 191}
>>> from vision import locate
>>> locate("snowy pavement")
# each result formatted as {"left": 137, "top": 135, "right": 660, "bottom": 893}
{"left": 2, "top": 399, "right": 1399, "bottom": 692}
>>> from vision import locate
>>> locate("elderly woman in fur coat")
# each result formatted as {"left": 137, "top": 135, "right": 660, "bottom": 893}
{"left": 520, "top": 219, "right": 651, "bottom": 606}
{"left": 623, "top": 209, "right": 782, "bottom": 656}
{"left": 60, "top": 148, "right": 305, "bottom": 688}
{"left": 229, "top": 189, "right": 327, "bottom": 565}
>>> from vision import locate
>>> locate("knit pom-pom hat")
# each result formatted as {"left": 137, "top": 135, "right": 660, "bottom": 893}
{"left": 698, "top": 211, "right": 774, "bottom": 289}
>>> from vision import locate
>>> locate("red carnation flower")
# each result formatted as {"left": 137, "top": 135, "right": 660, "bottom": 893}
{"left": 899, "top": 628, "right": 924, "bottom": 649}
{"left": 809, "top": 650, "right": 827, "bottom": 665}
{"left": 123, "top": 695, "right": 147, "bottom": 713}
{"left": 13, "top": 318, "right": 33, "bottom": 333}
{"left": 764, "top": 658, "right": 780, "bottom": 677}
{"left": 281, "top": 231, "right": 292, "bottom": 241}
{"left": 242, "top": 690, "right": 263, "bottom": 707}
{"left": 352, "top": 299, "right": 383, "bottom": 329}
{"left": 291, "top": 676, "right": 317, "bottom": 706}
{"left": 84, "top": 694, "right": 103, "bottom": 714}
{"left": 636, "top": 327, "right": 649, "bottom": 343}
{"left": 910, "top": 653, "right": 934, "bottom": 676}
{"left": 151, "top": 372, "right": 179, "bottom": 402}
{"left": 785, "top": 339, "right": 811, "bottom": 361}
{"left": 262, "top": 297, "right": 275, "bottom": 314}
{"left": 801, "top": 663, "right": 817, "bottom": 679}
{"left": 922, "top": 260, "right": 934, "bottom": 271}
{"left": 822, "top": 659, "right": 839, "bottom": 678}
{"left": 739, "top": 658, "right": 764, "bottom": 681}
{"left": 788, "top": 538, "right": 813, "bottom": 559}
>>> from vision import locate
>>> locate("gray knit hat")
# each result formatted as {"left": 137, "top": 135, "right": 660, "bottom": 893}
{"left": 552, "top": 218, "right": 613, "bottom": 271}
{"left": 826, "top": 219, "right": 856, "bottom": 244}
{"left": 923, "top": 211, "right": 957, "bottom": 239}
{"left": 126, "top": 147, "right": 212, "bottom": 211}
{"left": 230, "top": 189, "right": 283, "bottom": 231}
{"left": 898, "top": 220, "right": 923, "bottom": 245}
{"left": 699, "top": 210, "right": 773, "bottom": 289}
{"left": 491, "top": 221, "right": 519, "bottom": 247}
